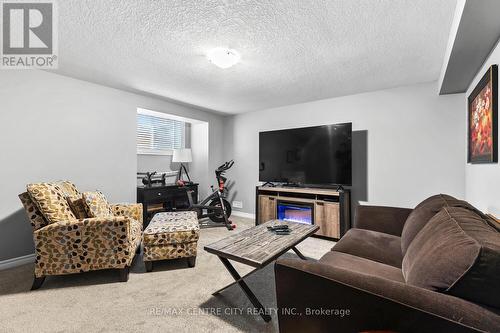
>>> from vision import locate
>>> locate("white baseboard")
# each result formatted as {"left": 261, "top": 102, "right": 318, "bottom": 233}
{"left": 0, "top": 253, "right": 35, "bottom": 271}
{"left": 232, "top": 211, "right": 256, "bottom": 219}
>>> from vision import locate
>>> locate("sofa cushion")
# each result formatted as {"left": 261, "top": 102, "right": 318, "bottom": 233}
{"left": 332, "top": 229, "right": 403, "bottom": 268}
{"left": 54, "top": 180, "right": 80, "bottom": 198}
{"left": 27, "top": 183, "right": 77, "bottom": 224}
{"left": 401, "top": 194, "right": 475, "bottom": 254}
{"left": 82, "top": 191, "right": 114, "bottom": 218}
{"left": 402, "top": 207, "right": 500, "bottom": 309}
{"left": 143, "top": 211, "right": 199, "bottom": 246}
{"left": 18, "top": 192, "right": 49, "bottom": 231}
{"left": 319, "top": 251, "right": 404, "bottom": 283}
{"left": 67, "top": 195, "right": 88, "bottom": 219}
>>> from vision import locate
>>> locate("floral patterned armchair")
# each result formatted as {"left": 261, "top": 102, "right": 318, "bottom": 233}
{"left": 19, "top": 181, "right": 142, "bottom": 290}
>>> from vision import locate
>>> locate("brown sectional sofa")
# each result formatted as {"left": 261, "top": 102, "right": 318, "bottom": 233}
{"left": 275, "top": 194, "right": 500, "bottom": 333}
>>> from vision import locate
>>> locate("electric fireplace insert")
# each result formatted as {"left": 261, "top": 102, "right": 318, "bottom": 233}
{"left": 277, "top": 201, "right": 314, "bottom": 225}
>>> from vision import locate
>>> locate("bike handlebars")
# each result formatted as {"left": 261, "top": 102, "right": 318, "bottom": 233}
{"left": 216, "top": 160, "right": 234, "bottom": 173}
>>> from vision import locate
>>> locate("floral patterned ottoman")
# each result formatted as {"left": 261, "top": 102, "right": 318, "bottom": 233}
{"left": 143, "top": 211, "right": 200, "bottom": 272}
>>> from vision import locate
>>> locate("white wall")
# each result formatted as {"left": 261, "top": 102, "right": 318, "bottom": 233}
{"left": 0, "top": 70, "right": 225, "bottom": 261}
{"left": 225, "top": 81, "right": 466, "bottom": 214}
{"left": 190, "top": 123, "right": 210, "bottom": 198}
{"left": 465, "top": 38, "right": 500, "bottom": 215}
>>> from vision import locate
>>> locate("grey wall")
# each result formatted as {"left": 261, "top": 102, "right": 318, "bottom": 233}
{"left": 224, "top": 81, "right": 466, "bottom": 215}
{"left": 137, "top": 154, "right": 174, "bottom": 173}
{"left": 190, "top": 123, "right": 210, "bottom": 199}
{"left": 0, "top": 70, "right": 225, "bottom": 261}
{"left": 136, "top": 155, "right": 177, "bottom": 186}
{"left": 465, "top": 37, "right": 500, "bottom": 216}
{"left": 439, "top": 0, "right": 500, "bottom": 94}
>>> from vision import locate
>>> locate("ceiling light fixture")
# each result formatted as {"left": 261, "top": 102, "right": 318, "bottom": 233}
{"left": 207, "top": 47, "right": 240, "bottom": 69}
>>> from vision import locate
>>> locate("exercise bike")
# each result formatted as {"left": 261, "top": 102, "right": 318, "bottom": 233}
{"left": 186, "top": 160, "right": 236, "bottom": 230}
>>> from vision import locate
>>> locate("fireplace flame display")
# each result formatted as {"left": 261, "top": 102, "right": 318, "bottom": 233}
{"left": 277, "top": 202, "right": 313, "bottom": 225}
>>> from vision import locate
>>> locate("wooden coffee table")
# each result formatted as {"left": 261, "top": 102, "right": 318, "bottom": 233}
{"left": 204, "top": 220, "right": 319, "bottom": 322}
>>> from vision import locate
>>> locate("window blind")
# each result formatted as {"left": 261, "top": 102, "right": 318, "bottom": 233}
{"left": 137, "top": 112, "right": 185, "bottom": 155}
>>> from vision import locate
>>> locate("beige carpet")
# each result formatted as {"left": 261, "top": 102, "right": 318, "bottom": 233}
{"left": 0, "top": 216, "right": 334, "bottom": 333}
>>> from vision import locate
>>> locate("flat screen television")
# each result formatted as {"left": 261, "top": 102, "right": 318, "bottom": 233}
{"left": 259, "top": 123, "right": 352, "bottom": 186}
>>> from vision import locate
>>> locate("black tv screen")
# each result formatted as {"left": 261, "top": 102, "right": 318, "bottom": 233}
{"left": 259, "top": 123, "right": 352, "bottom": 186}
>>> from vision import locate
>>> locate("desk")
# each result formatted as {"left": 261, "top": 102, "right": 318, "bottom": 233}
{"left": 137, "top": 183, "right": 198, "bottom": 228}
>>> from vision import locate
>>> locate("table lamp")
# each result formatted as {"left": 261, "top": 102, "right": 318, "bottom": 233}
{"left": 173, "top": 148, "right": 192, "bottom": 183}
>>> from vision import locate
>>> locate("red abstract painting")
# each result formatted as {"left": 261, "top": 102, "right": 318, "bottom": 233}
{"left": 468, "top": 65, "right": 498, "bottom": 163}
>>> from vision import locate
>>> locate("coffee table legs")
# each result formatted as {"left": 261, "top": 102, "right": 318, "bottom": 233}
{"left": 213, "top": 248, "right": 306, "bottom": 322}
{"left": 291, "top": 246, "right": 307, "bottom": 260}
{"left": 212, "top": 266, "right": 260, "bottom": 295}
{"left": 215, "top": 257, "right": 272, "bottom": 322}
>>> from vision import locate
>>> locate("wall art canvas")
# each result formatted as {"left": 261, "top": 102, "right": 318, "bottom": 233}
{"left": 468, "top": 65, "right": 498, "bottom": 164}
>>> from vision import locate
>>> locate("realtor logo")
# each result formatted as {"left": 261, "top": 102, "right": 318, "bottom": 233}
{"left": 1, "top": 0, "right": 58, "bottom": 69}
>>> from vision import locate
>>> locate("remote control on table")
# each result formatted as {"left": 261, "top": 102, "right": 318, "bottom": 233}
{"left": 267, "top": 224, "right": 289, "bottom": 231}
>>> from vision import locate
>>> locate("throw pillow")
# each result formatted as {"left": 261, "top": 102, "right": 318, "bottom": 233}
{"left": 402, "top": 206, "right": 500, "bottom": 309}
{"left": 67, "top": 195, "right": 88, "bottom": 219}
{"left": 18, "top": 192, "right": 50, "bottom": 231}
{"left": 401, "top": 194, "right": 475, "bottom": 254}
{"left": 54, "top": 180, "right": 80, "bottom": 198}
{"left": 27, "top": 183, "right": 77, "bottom": 224}
{"left": 82, "top": 191, "right": 114, "bottom": 218}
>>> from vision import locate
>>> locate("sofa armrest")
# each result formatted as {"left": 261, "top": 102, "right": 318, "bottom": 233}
{"left": 111, "top": 203, "right": 143, "bottom": 225}
{"left": 354, "top": 205, "right": 412, "bottom": 236}
{"left": 33, "top": 216, "right": 136, "bottom": 276}
{"left": 275, "top": 258, "right": 498, "bottom": 333}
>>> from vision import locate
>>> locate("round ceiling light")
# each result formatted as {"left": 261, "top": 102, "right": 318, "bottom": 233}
{"left": 207, "top": 47, "right": 241, "bottom": 69}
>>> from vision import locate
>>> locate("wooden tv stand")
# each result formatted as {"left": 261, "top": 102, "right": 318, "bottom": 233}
{"left": 255, "top": 186, "right": 351, "bottom": 240}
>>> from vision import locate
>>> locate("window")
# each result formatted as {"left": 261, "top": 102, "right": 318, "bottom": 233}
{"left": 137, "top": 110, "right": 185, "bottom": 155}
